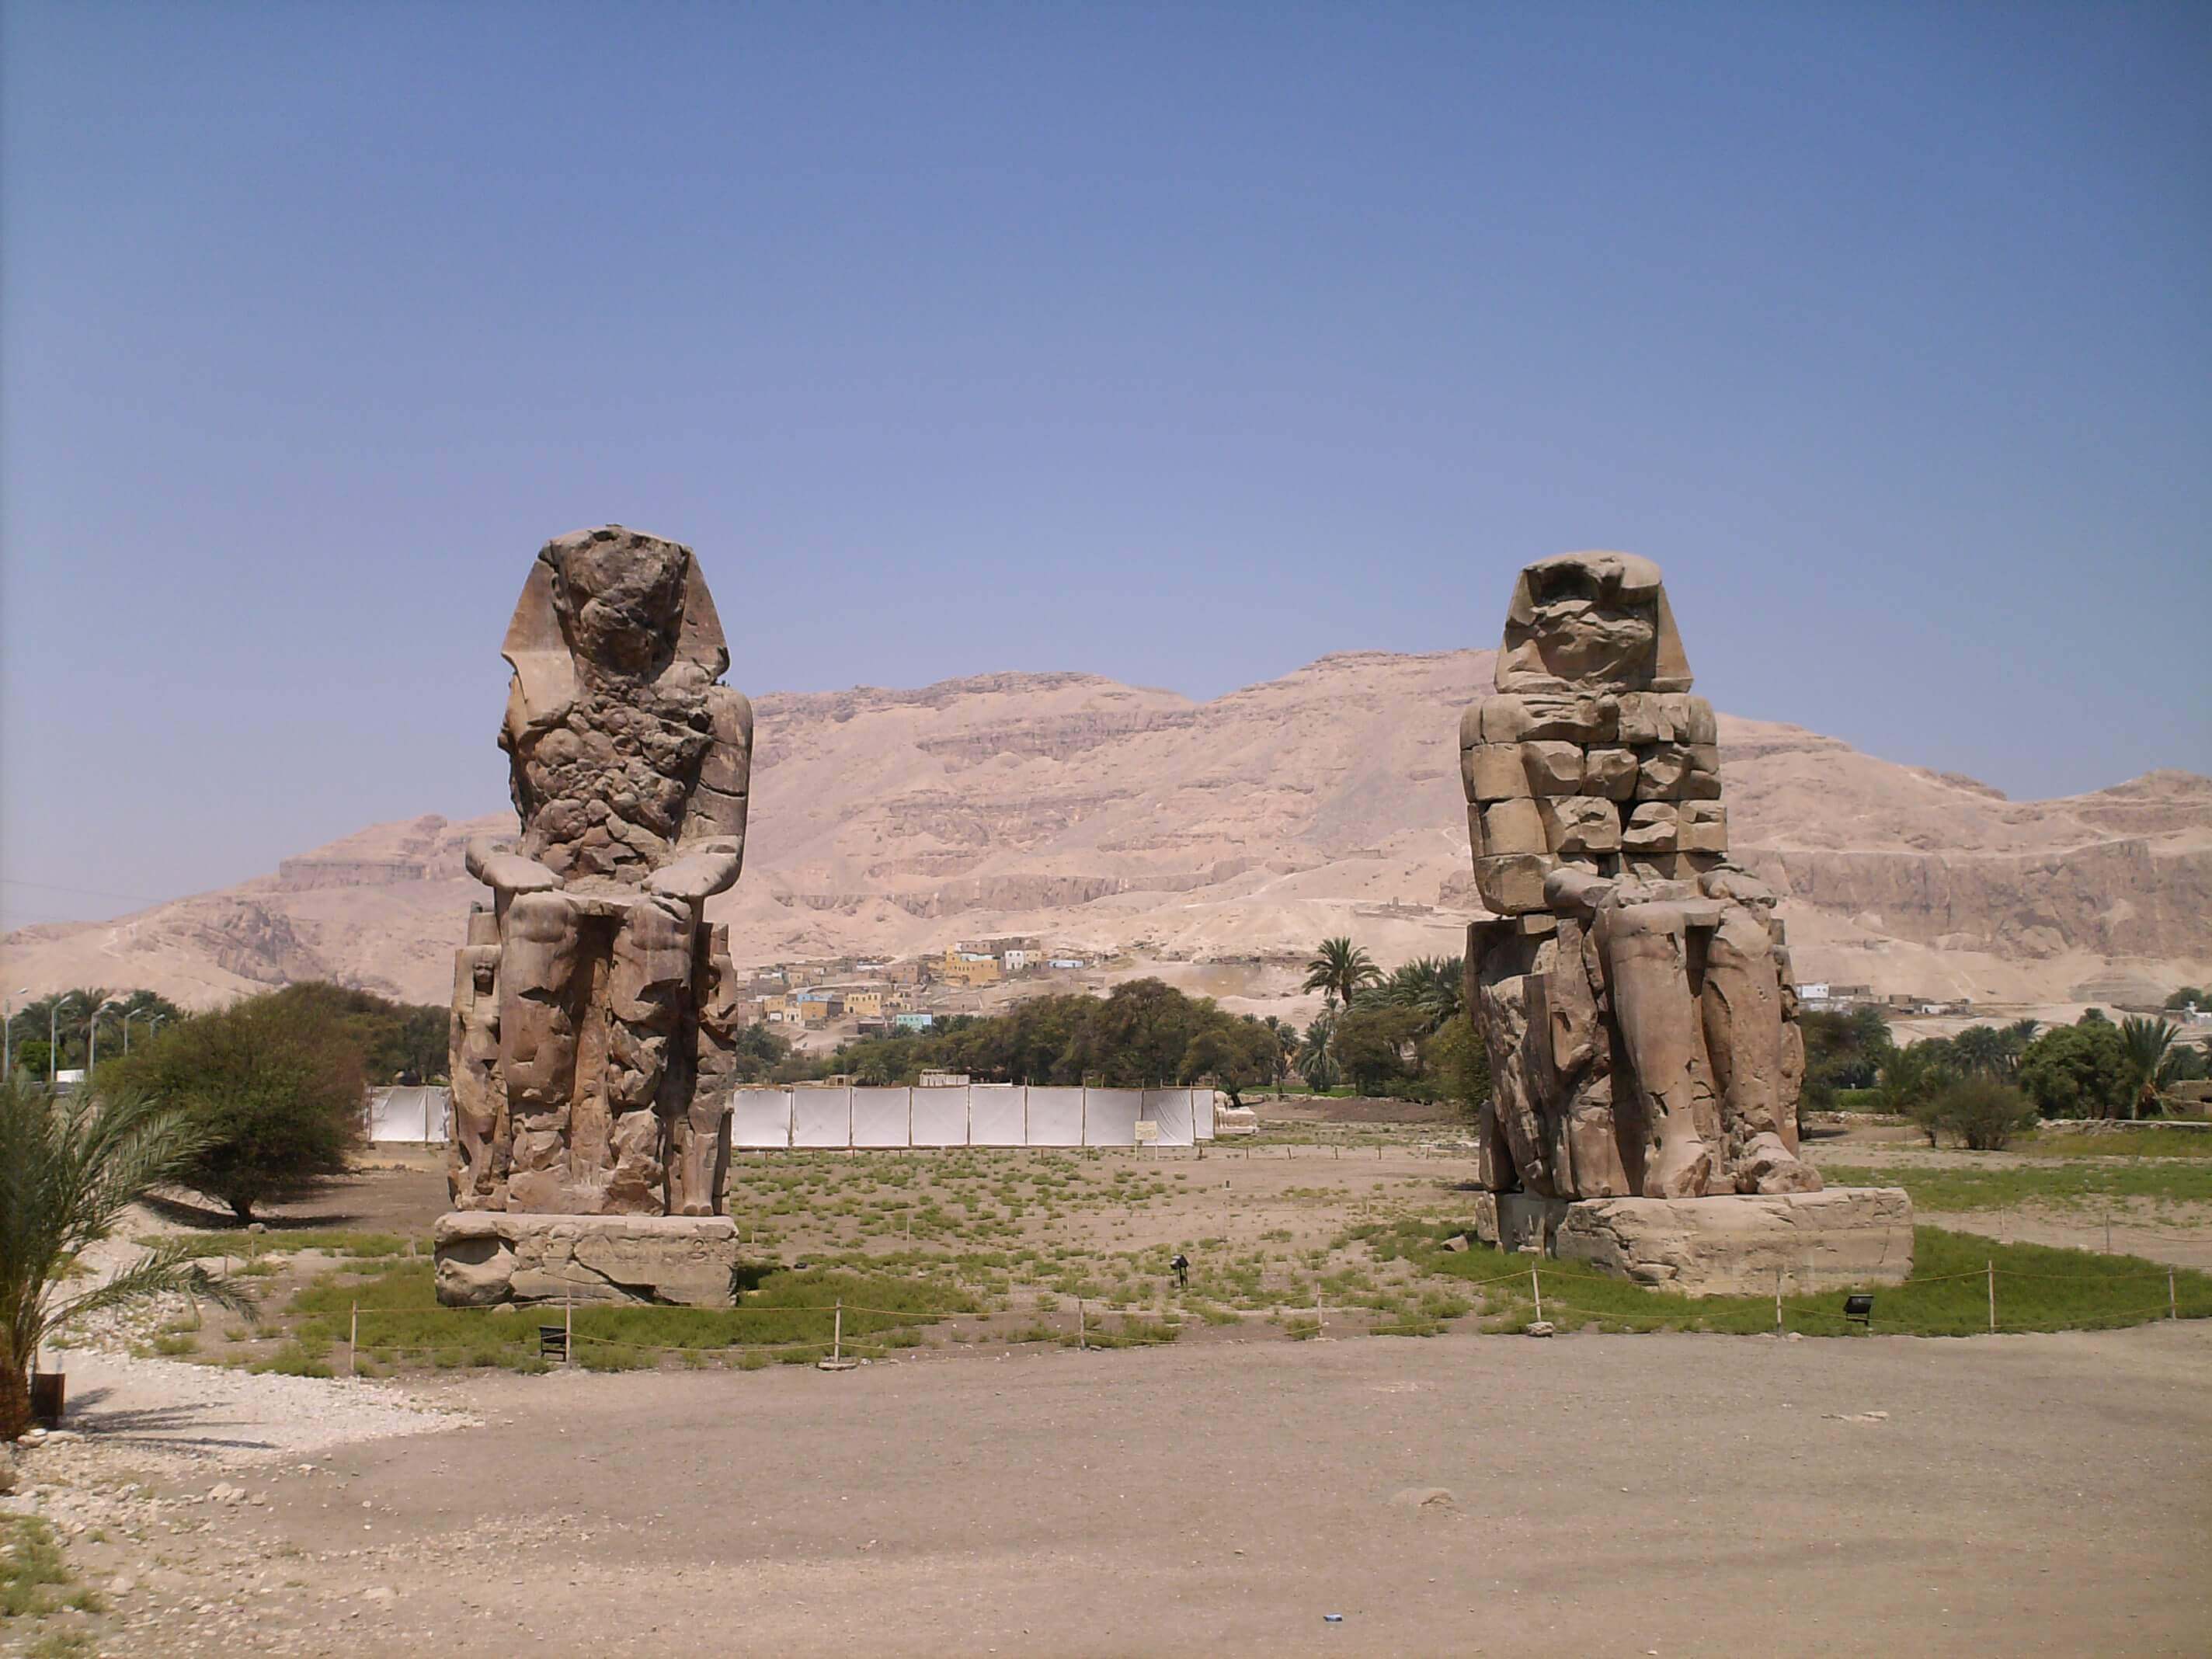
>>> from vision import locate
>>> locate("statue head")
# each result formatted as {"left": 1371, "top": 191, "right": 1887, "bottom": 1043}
{"left": 1494, "top": 551, "right": 1692, "bottom": 694}
{"left": 498, "top": 526, "right": 731, "bottom": 731}
{"left": 546, "top": 528, "right": 690, "bottom": 677}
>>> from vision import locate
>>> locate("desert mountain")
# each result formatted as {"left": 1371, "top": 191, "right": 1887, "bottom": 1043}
{"left": 6, "top": 650, "right": 2207, "bottom": 1016}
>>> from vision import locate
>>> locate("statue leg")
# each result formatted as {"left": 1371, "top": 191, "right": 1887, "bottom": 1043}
{"left": 447, "top": 944, "right": 505, "bottom": 1209}
{"left": 1702, "top": 909, "right": 1821, "bottom": 1194}
{"left": 498, "top": 892, "right": 584, "bottom": 1207}
{"left": 675, "top": 924, "right": 738, "bottom": 1217}
{"left": 1598, "top": 903, "right": 1715, "bottom": 1198}
{"left": 606, "top": 896, "right": 694, "bottom": 1212}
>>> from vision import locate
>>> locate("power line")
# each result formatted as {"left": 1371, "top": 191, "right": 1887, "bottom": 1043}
{"left": 0, "top": 877, "right": 168, "bottom": 904}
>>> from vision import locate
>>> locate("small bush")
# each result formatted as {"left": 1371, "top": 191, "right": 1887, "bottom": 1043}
{"left": 1932, "top": 1078, "right": 2038, "bottom": 1151}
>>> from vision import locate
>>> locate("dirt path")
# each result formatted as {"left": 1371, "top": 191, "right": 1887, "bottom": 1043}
{"left": 12, "top": 1322, "right": 2207, "bottom": 1657}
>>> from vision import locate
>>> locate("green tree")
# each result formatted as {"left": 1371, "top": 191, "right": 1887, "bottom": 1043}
{"left": 2117, "top": 1016, "right": 2182, "bottom": 1116}
{"left": 1177, "top": 1016, "right": 1281, "bottom": 1107}
{"left": 1874, "top": 1042, "right": 1953, "bottom": 1146}
{"left": 1797, "top": 1005, "right": 1895, "bottom": 1108}
{"left": 1259, "top": 1016, "right": 1298, "bottom": 1090}
{"left": 1421, "top": 1011, "right": 1491, "bottom": 1122}
{"left": 1072, "top": 979, "right": 1214, "bottom": 1087}
{"left": 1295, "top": 1014, "right": 1339, "bottom": 1093}
{"left": 1302, "top": 937, "right": 1381, "bottom": 1013}
{"left": 0, "top": 1078, "right": 253, "bottom": 1437}
{"left": 1928, "top": 1076, "right": 2038, "bottom": 1151}
{"left": 2164, "top": 986, "right": 2205, "bottom": 1012}
{"left": 258, "top": 983, "right": 447, "bottom": 1083}
{"left": 106, "top": 993, "right": 367, "bottom": 1221}
{"left": 1369, "top": 956, "right": 1466, "bottom": 1032}
{"left": 1329, "top": 1005, "right": 1428, "bottom": 1096}
{"left": 2016, "top": 1021, "right": 2133, "bottom": 1121}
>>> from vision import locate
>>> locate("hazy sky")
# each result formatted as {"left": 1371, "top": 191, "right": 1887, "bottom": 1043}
{"left": 4, "top": 2, "right": 2207, "bottom": 932}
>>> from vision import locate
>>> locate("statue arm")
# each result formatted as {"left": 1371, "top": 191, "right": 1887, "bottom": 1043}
{"left": 464, "top": 834, "right": 563, "bottom": 895}
{"left": 648, "top": 840, "right": 743, "bottom": 903}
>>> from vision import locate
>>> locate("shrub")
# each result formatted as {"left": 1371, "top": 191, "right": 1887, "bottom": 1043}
{"left": 1929, "top": 1077, "right": 2037, "bottom": 1151}
{"left": 2017, "top": 1023, "right": 2134, "bottom": 1121}
{"left": 106, "top": 991, "right": 365, "bottom": 1221}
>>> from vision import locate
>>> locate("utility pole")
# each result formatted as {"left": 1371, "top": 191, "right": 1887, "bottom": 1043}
{"left": 3, "top": 987, "right": 26, "bottom": 1080}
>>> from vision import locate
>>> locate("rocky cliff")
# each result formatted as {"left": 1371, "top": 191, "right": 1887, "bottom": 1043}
{"left": 5, "top": 654, "right": 2205, "bottom": 1013}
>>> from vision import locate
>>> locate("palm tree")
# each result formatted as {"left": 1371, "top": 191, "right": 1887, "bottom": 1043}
{"left": 1302, "top": 938, "right": 1381, "bottom": 1013}
{"left": 2118, "top": 1016, "right": 2180, "bottom": 1118}
{"left": 1296, "top": 1014, "right": 1340, "bottom": 1093}
{"left": 1875, "top": 1042, "right": 1950, "bottom": 1145}
{"left": 1951, "top": 1024, "right": 2010, "bottom": 1080}
{"left": 1378, "top": 957, "right": 1466, "bottom": 1031}
{"left": 0, "top": 1077, "right": 252, "bottom": 1437}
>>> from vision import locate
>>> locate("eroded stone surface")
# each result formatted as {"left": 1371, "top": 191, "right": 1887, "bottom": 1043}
{"left": 1459, "top": 552, "right": 1821, "bottom": 1203}
{"left": 1470, "top": 1188, "right": 1914, "bottom": 1295}
{"left": 433, "top": 1212, "right": 739, "bottom": 1307}
{"left": 446, "top": 527, "right": 750, "bottom": 1224}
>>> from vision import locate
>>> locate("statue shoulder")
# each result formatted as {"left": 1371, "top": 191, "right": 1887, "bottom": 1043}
{"left": 1460, "top": 691, "right": 1529, "bottom": 749}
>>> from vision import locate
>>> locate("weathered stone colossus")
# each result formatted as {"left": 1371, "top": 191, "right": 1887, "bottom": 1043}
{"left": 446, "top": 526, "right": 751, "bottom": 1224}
{"left": 1459, "top": 551, "right": 1819, "bottom": 1202}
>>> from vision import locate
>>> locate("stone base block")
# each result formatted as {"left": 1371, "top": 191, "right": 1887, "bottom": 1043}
{"left": 433, "top": 1212, "right": 739, "bottom": 1308}
{"left": 1469, "top": 1188, "right": 1913, "bottom": 1297}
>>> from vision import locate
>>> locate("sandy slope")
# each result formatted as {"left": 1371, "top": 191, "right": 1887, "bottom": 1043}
{"left": 5, "top": 650, "right": 2207, "bottom": 1009}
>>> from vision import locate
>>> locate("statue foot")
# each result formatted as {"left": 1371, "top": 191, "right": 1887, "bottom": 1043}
{"left": 1734, "top": 1134, "right": 1823, "bottom": 1195}
{"left": 1644, "top": 1139, "right": 1713, "bottom": 1199}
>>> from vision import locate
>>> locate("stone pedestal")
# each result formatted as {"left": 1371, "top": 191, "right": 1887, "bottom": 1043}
{"left": 433, "top": 1212, "right": 739, "bottom": 1308}
{"left": 1469, "top": 1187, "right": 1913, "bottom": 1297}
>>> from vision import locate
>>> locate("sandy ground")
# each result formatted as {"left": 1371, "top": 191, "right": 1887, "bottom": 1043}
{"left": 9, "top": 1321, "right": 2207, "bottom": 1657}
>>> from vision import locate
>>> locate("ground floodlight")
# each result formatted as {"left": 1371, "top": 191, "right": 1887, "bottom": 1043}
{"left": 1843, "top": 1293, "right": 1874, "bottom": 1331}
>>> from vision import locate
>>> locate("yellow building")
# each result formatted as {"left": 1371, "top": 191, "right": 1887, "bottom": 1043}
{"left": 934, "top": 950, "right": 1003, "bottom": 988}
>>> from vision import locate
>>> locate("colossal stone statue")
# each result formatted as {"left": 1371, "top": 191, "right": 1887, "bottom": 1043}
{"left": 1458, "top": 554, "right": 1911, "bottom": 1295}
{"left": 443, "top": 524, "right": 750, "bottom": 1230}
{"left": 1461, "top": 551, "right": 1820, "bottom": 1205}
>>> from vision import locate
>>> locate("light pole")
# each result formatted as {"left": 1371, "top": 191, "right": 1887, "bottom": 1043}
{"left": 50, "top": 995, "right": 78, "bottom": 1085}
{"left": 87, "top": 998, "right": 123, "bottom": 1077}
{"left": 4, "top": 986, "right": 26, "bottom": 1080}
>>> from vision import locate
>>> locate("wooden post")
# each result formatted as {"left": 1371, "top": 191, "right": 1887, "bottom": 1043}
{"left": 1078, "top": 1299, "right": 1087, "bottom": 1351}
{"left": 1774, "top": 1269, "right": 1783, "bottom": 1337}
{"left": 833, "top": 1300, "right": 843, "bottom": 1365}
{"left": 1987, "top": 1260, "right": 1996, "bottom": 1334}
{"left": 565, "top": 1291, "right": 574, "bottom": 1367}
{"left": 348, "top": 1303, "right": 358, "bottom": 1378}
{"left": 1531, "top": 1264, "right": 1542, "bottom": 1324}
{"left": 2170, "top": 1268, "right": 2179, "bottom": 1320}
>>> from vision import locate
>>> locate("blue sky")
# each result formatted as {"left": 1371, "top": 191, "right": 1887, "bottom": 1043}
{"left": 3, "top": 2, "right": 2207, "bottom": 930}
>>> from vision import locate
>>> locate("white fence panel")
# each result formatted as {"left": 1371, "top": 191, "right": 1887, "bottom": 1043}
{"left": 731, "top": 1089, "right": 791, "bottom": 1149}
{"left": 1141, "top": 1088, "right": 1196, "bottom": 1147}
{"left": 1083, "top": 1088, "right": 1145, "bottom": 1147}
{"left": 850, "top": 1088, "right": 910, "bottom": 1149}
{"left": 909, "top": 1087, "right": 969, "bottom": 1146}
{"left": 791, "top": 1087, "right": 852, "bottom": 1149}
{"left": 1195, "top": 1089, "right": 1217, "bottom": 1141}
{"left": 367, "top": 1087, "right": 450, "bottom": 1143}
{"left": 969, "top": 1086, "right": 1028, "bottom": 1146}
{"left": 1021, "top": 1087, "right": 1080, "bottom": 1146}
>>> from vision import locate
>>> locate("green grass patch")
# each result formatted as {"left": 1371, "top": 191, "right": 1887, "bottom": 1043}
{"left": 282, "top": 1260, "right": 978, "bottom": 1369}
{"left": 1411, "top": 1226, "right": 2211, "bottom": 1337}
{"left": 1819, "top": 1161, "right": 2212, "bottom": 1211}
{"left": 2020, "top": 1128, "right": 2212, "bottom": 1160}
{"left": 1, "top": 1518, "right": 72, "bottom": 1620}
{"left": 139, "top": 1229, "right": 416, "bottom": 1258}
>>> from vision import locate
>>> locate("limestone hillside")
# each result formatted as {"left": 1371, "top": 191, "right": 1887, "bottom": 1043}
{"left": 6, "top": 650, "right": 2207, "bottom": 1015}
